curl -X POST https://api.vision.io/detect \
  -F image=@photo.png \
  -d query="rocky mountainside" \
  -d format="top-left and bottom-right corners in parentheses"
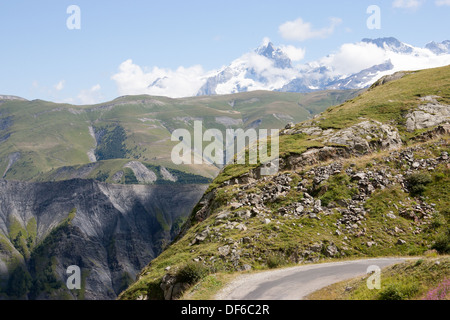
top-left (119, 65), bottom-right (450, 300)
top-left (0, 178), bottom-right (207, 299)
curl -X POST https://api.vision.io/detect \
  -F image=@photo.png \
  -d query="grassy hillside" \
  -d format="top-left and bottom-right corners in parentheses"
top-left (0, 90), bottom-right (361, 182)
top-left (118, 65), bottom-right (450, 300)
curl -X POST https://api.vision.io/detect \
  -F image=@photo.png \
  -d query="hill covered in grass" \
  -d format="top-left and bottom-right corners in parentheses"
top-left (0, 90), bottom-right (361, 183)
top-left (119, 65), bottom-right (450, 300)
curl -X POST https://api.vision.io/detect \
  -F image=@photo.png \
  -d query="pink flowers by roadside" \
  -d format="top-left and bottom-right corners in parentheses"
top-left (423, 278), bottom-right (450, 300)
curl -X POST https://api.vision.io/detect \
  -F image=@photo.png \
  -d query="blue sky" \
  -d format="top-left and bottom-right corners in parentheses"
top-left (1, 0), bottom-right (449, 104)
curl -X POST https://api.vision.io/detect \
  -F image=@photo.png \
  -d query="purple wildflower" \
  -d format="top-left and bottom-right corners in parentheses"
top-left (423, 278), bottom-right (450, 300)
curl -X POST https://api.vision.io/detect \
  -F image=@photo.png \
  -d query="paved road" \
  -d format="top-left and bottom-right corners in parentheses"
top-left (216, 258), bottom-right (407, 300)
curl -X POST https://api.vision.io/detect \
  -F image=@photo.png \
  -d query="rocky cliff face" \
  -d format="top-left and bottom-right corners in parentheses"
top-left (0, 179), bottom-right (207, 299)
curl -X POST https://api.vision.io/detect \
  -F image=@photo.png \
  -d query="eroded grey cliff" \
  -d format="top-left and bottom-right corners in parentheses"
top-left (0, 179), bottom-right (207, 300)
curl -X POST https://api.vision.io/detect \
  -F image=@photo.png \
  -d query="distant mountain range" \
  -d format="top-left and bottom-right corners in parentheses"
top-left (150, 37), bottom-right (450, 97)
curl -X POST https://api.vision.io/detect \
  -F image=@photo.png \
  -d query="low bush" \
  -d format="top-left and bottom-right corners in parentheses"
top-left (266, 252), bottom-right (288, 269)
top-left (432, 228), bottom-right (450, 254)
top-left (405, 172), bottom-right (432, 196)
top-left (378, 283), bottom-right (419, 300)
top-left (175, 262), bottom-right (209, 285)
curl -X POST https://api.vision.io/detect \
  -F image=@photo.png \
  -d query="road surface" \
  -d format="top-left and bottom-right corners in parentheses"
top-left (215, 258), bottom-right (406, 300)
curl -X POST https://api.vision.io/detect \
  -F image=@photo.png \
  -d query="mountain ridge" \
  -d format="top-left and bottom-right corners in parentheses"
top-left (190, 37), bottom-right (450, 97)
top-left (0, 89), bottom-right (361, 183)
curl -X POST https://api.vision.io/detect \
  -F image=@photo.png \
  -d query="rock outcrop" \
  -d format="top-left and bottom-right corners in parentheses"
top-left (405, 96), bottom-right (450, 132)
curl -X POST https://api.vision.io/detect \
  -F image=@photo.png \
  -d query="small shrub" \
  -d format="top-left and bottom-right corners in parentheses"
top-left (378, 283), bottom-right (419, 300)
top-left (414, 259), bottom-right (424, 267)
top-left (430, 213), bottom-right (446, 229)
top-left (433, 172), bottom-right (445, 182)
top-left (405, 172), bottom-right (432, 196)
top-left (146, 279), bottom-right (165, 300)
top-left (267, 253), bottom-right (288, 269)
top-left (378, 285), bottom-right (404, 300)
top-left (175, 262), bottom-right (209, 285)
top-left (432, 228), bottom-right (450, 254)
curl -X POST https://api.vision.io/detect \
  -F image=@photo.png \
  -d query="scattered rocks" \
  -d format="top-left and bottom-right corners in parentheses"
top-left (191, 227), bottom-right (210, 245)
top-left (325, 244), bottom-right (338, 257)
top-left (216, 211), bottom-right (231, 220)
top-left (218, 245), bottom-right (230, 257)
top-left (309, 243), bottom-right (323, 253)
top-left (366, 241), bottom-right (376, 247)
top-left (160, 273), bottom-right (189, 300)
top-left (285, 122), bottom-right (295, 129)
top-left (240, 264), bottom-right (252, 272)
top-left (386, 212), bottom-right (397, 219)
top-left (242, 237), bottom-right (252, 244)
top-left (309, 212), bottom-right (320, 220)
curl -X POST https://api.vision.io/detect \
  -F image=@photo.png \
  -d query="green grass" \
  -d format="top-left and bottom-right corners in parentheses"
top-left (308, 256), bottom-right (450, 300)
top-left (318, 67), bottom-right (450, 134)
top-left (313, 174), bottom-right (358, 207)
top-left (181, 272), bottom-right (239, 300)
top-left (34, 158), bottom-right (212, 185)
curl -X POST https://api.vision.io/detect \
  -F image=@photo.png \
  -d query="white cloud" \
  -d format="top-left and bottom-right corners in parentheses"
top-left (111, 59), bottom-right (207, 98)
top-left (279, 17), bottom-right (342, 42)
top-left (279, 45), bottom-right (306, 62)
top-left (54, 80), bottom-right (65, 91)
top-left (435, 0), bottom-right (450, 5)
top-left (320, 42), bottom-right (387, 75)
top-left (77, 84), bottom-right (102, 105)
top-left (244, 53), bottom-right (274, 74)
top-left (392, 0), bottom-right (424, 8)
top-left (261, 37), bottom-right (271, 47)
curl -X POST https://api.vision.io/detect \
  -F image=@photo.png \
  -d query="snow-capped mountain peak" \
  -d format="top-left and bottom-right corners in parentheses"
top-left (197, 42), bottom-right (296, 96)
top-left (425, 40), bottom-right (450, 55)
top-left (255, 41), bottom-right (292, 69)
top-left (361, 37), bottom-right (414, 54)
top-left (195, 37), bottom-right (450, 96)
top-left (142, 37), bottom-right (450, 97)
